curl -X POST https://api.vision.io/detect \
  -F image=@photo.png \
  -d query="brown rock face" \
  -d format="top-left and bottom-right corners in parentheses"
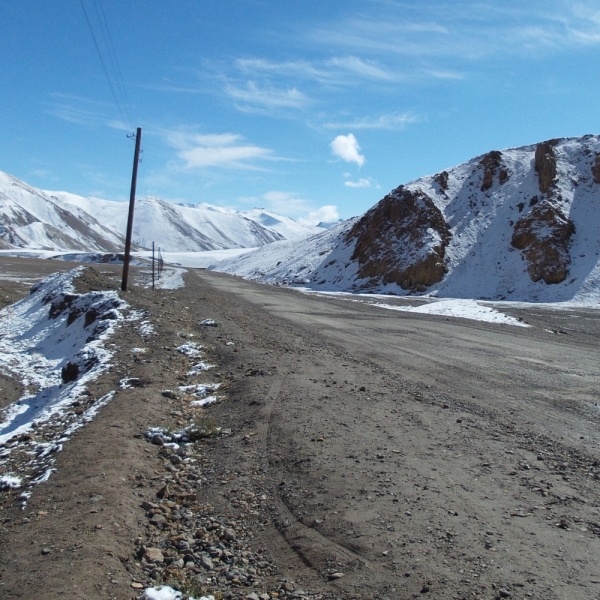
top-left (592, 152), bottom-right (600, 184)
top-left (479, 150), bottom-right (509, 191)
top-left (511, 201), bottom-right (575, 284)
top-left (345, 187), bottom-right (451, 290)
top-left (534, 139), bottom-right (561, 193)
top-left (433, 171), bottom-right (449, 192)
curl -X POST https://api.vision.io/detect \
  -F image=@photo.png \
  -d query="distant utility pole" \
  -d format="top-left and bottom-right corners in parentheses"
top-left (121, 127), bottom-right (142, 292)
top-left (152, 241), bottom-right (155, 290)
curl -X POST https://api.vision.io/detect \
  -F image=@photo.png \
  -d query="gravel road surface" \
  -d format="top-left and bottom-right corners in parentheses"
top-left (1, 258), bottom-right (599, 600)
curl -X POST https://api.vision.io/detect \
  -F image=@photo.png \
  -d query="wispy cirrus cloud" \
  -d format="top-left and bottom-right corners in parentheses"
top-left (322, 111), bottom-right (419, 130)
top-left (47, 93), bottom-right (134, 131)
top-left (224, 81), bottom-right (310, 113)
top-left (235, 55), bottom-right (401, 86)
top-left (166, 129), bottom-right (274, 170)
top-left (308, 2), bottom-right (600, 61)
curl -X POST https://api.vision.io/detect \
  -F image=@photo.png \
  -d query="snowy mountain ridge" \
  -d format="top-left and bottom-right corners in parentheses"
top-left (0, 170), bottom-right (323, 252)
top-left (214, 135), bottom-right (600, 303)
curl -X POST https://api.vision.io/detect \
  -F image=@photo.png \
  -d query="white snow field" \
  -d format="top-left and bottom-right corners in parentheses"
top-left (0, 268), bottom-right (139, 503)
top-left (214, 135), bottom-right (600, 305)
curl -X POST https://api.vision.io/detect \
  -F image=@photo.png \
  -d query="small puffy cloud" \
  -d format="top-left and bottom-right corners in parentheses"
top-left (298, 205), bottom-right (339, 226)
top-left (167, 130), bottom-right (273, 169)
top-left (345, 178), bottom-right (371, 188)
top-left (330, 133), bottom-right (365, 166)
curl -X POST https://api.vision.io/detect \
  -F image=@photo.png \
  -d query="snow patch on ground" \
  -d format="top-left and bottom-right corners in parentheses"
top-left (178, 383), bottom-right (221, 398)
top-left (138, 321), bottom-right (155, 336)
top-left (373, 298), bottom-right (530, 326)
top-left (200, 319), bottom-right (217, 327)
top-left (120, 377), bottom-right (140, 390)
top-left (189, 395), bottom-right (218, 407)
top-left (138, 585), bottom-right (214, 600)
top-left (138, 585), bottom-right (182, 600)
top-left (176, 342), bottom-right (203, 357)
top-left (0, 268), bottom-right (131, 500)
top-left (0, 475), bottom-right (22, 490)
top-left (187, 361), bottom-right (214, 375)
top-left (152, 267), bottom-right (187, 290)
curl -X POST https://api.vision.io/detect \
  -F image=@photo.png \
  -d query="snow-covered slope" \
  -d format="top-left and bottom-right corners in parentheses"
top-left (214, 220), bottom-right (355, 285)
top-left (50, 193), bottom-right (286, 251)
top-left (0, 172), bottom-right (126, 251)
top-left (240, 208), bottom-right (323, 240)
top-left (214, 135), bottom-right (600, 303)
top-left (0, 170), bottom-right (323, 252)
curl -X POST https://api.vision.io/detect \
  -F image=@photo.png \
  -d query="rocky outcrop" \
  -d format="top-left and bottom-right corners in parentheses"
top-left (345, 186), bottom-right (451, 290)
top-left (534, 139), bottom-right (561, 193)
top-left (480, 151), bottom-right (509, 191)
top-left (511, 201), bottom-right (575, 284)
top-left (433, 171), bottom-right (449, 192)
top-left (593, 152), bottom-right (600, 184)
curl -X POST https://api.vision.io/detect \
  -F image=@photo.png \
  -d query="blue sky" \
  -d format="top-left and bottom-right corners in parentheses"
top-left (2, 1), bottom-right (600, 224)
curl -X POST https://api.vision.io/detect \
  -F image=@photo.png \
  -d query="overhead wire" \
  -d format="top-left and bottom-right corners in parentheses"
top-left (78, 0), bottom-right (143, 208)
top-left (78, 0), bottom-right (134, 132)
top-left (93, 0), bottom-right (135, 129)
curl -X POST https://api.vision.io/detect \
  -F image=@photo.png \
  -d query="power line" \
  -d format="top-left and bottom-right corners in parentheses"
top-left (93, 0), bottom-right (134, 128)
top-left (78, 0), bottom-right (133, 131)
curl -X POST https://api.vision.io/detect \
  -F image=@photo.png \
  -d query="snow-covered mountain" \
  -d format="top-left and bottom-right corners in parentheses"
top-left (0, 171), bottom-right (323, 252)
top-left (214, 135), bottom-right (600, 303)
top-left (0, 172), bottom-right (126, 251)
top-left (239, 208), bottom-right (323, 241)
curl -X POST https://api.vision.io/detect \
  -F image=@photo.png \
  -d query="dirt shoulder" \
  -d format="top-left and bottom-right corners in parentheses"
top-left (1, 259), bottom-right (600, 600)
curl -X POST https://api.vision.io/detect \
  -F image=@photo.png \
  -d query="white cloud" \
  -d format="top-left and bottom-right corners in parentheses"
top-left (243, 191), bottom-right (338, 226)
top-left (345, 178), bottom-right (371, 188)
top-left (107, 119), bottom-right (131, 131)
top-left (310, 3), bottom-right (600, 61)
top-left (262, 190), bottom-right (309, 213)
top-left (324, 112), bottom-right (418, 130)
top-left (325, 56), bottom-right (395, 80)
top-left (167, 130), bottom-right (273, 169)
top-left (330, 133), bottom-right (365, 166)
top-left (236, 56), bottom-right (399, 85)
top-left (298, 205), bottom-right (339, 226)
top-left (225, 81), bottom-right (310, 112)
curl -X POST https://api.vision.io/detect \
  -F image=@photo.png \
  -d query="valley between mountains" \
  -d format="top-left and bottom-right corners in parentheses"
top-left (1, 259), bottom-right (600, 600)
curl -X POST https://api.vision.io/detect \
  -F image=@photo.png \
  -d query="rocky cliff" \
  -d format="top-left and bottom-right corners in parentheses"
top-left (215, 134), bottom-right (600, 303)
top-left (346, 187), bottom-right (450, 290)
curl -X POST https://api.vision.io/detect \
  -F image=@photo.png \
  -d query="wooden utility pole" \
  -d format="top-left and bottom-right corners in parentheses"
top-left (152, 241), bottom-right (155, 290)
top-left (121, 127), bottom-right (142, 292)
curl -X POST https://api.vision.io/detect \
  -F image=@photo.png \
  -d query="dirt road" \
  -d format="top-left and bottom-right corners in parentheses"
top-left (1, 259), bottom-right (600, 600)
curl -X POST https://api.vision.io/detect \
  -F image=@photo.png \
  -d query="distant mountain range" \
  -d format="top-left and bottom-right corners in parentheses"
top-left (0, 170), bottom-right (324, 252)
top-left (214, 135), bottom-right (600, 303)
